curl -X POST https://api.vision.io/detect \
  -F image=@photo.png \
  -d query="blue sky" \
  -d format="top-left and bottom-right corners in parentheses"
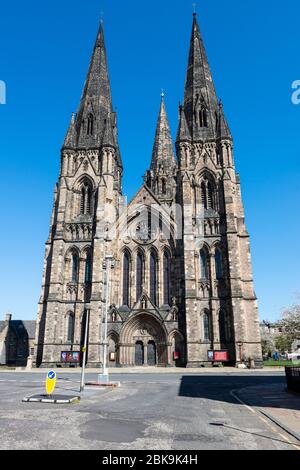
top-left (0, 0), bottom-right (299, 322)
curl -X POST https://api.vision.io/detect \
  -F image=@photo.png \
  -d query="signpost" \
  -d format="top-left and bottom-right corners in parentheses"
top-left (45, 370), bottom-right (57, 396)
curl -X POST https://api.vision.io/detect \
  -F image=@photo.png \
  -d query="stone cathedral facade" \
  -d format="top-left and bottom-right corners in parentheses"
top-left (34, 14), bottom-right (262, 368)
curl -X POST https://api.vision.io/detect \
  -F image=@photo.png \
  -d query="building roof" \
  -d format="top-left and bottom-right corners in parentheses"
top-left (0, 319), bottom-right (36, 339)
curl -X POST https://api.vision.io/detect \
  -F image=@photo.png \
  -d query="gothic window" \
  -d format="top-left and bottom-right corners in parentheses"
top-left (215, 248), bottom-right (222, 280)
top-left (207, 182), bottom-right (213, 209)
top-left (199, 108), bottom-right (208, 127)
top-left (147, 208), bottom-right (152, 239)
top-left (87, 113), bottom-right (94, 135)
top-left (163, 251), bottom-right (170, 305)
top-left (150, 251), bottom-right (157, 305)
top-left (203, 310), bottom-right (212, 341)
top-left (200, 177), bottom-right (216, 211)
top-left (161, 179), bottom-right (166, 195)
top-left (220, 310), bottom-right (231, 343)
top-left (71, 253), bottom-right (79, 283)
top-left (200, 249), bottom-right (209, 279)
top-left (123, 251), bottom-right (130, 306)
top-left (85, 252), bottom-right (92, 283)
top-left (159, 212), bottom-right (163, 232)
top-left (80, 181), bottom-right (92, 215)
top-left (201, 182), bottom-right (207, 209)
top-left (67, 313), bottom-right (75, 342)
top-left (136, 252), bottom-right (143, 300)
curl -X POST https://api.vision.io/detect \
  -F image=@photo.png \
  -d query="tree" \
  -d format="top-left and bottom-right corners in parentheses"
top-left (279, 303), bottom-right (300, 341)
top-left (274, 335), bottom-right (293, 354)
top-left (261, 338), bottom-right (274, 357)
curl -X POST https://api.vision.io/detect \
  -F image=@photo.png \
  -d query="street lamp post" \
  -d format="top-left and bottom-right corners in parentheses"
top-left (80, 305), bottom-right (90, 392)
top-left (98, 254), bottom-right (114, 384)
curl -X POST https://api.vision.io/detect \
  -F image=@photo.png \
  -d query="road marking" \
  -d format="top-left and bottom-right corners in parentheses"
top-left (230, 389), bottom-right (300, 451)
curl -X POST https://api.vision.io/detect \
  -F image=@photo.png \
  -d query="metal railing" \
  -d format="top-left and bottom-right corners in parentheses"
top-left (285, 366), bottom-right (300, 393)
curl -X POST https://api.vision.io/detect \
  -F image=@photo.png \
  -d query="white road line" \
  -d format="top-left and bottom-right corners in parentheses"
top-left (230, 389), bottom-right (300, 450)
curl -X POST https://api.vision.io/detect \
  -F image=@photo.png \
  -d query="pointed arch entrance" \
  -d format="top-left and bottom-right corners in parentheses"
top-left (119, 312), bottom-right (168, 366)
top-left (135, 341), bottom-right (144, 365)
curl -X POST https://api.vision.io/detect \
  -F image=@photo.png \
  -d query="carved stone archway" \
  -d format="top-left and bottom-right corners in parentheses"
top-left (119, 312), bottom-right (168, 366)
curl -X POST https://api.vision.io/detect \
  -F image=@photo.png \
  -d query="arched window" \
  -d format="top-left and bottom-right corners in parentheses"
top-left (67, 313), bottom-right (75, 342)
top-left (200, 249), bottom-right (208, 279)
top-left (200, 177), bottom-right (216, 211)
top-left (123, 251), bottom-right (130, 306)
top-left (136, 252), bottom-right (143, 300)
top-left (161, 179), bottom-right (166, 195)
top-left (201, 182), bottom-right (207, 209)
top-left (163, 251), bottom-right (170, 305)
top-left (220, 310), bottom-right (231, 344)
top-left (207, 182), bottom-right (213, 209)
top-left (87, 113), bottom-right (94, 135)
top-left (199, 108), bottom-right (208, 128)
top-left (215, 248), bottom-right (222, 279)
top-left (203, 310), bottom-right (212, 341)
top-left (150, 251), bottom-right (157, 305)
top-left (71, 253), bottom-right (79, 283)
top-left (85, 252), bottom-right (92, 283)
top-left (80, 181), bottom-right (92, 215)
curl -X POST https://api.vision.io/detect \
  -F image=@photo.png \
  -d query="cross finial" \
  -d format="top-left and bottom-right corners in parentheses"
top-left (161, 88), bottom-right (165, 98)
top-left (100, 10), bottom-right (104, 24)
top-left (192, 3), bottom-right (197, 14)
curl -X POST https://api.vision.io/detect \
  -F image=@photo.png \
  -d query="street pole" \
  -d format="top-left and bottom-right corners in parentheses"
top-left (98, 254), bottom-right (114, 384)
top-left (80, 307), bottom-right (90, 392)
top-left (103, 259), bottom-right (110, 377)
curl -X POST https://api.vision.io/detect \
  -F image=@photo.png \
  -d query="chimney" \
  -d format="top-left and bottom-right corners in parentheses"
top-left (5, 312), bottom-right (12, 322)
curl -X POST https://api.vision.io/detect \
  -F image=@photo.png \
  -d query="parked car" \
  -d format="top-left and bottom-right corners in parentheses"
top-left (288, 353), bottom-right (300, 361)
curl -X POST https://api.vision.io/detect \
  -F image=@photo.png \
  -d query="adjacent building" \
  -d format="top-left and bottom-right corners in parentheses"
top-left (0, 313), bottom-right (36, 366)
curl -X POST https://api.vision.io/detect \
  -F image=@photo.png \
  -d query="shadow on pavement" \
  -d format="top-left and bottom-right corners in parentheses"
top-left (178, 375), bottom-right (300, 412)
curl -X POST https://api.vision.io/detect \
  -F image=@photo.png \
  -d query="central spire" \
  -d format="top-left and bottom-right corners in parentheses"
top-left (181, 13), bottom-right (219, 141)
top-left (150, 93), bottom-right (176, 172)
top-left (74, 20), bottom-right (114, 149)
top-left (145, 94), bottom-right (176, 200)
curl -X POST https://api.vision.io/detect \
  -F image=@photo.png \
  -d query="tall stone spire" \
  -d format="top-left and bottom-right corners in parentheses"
top-left (181, 13), bottom-right (219, 141)
top-left (150, 93), bottom-right (176, 172)
top-left (145, 93), bottom-right (176, 200)
top-left (74, 20), bottom-right (114, 148)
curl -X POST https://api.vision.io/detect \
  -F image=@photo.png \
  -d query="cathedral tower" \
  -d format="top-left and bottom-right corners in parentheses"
top-left (34, 21), bottom-right (123, 367)
top-left (176, 14), bottom-right (262, 366)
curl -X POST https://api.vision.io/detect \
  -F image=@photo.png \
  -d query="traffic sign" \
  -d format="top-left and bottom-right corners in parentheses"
top-left (45, 370), bottom-right (57, 395)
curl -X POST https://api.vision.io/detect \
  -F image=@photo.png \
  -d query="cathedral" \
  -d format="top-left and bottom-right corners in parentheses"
top-left (34, 13), bottom-right (262, 368)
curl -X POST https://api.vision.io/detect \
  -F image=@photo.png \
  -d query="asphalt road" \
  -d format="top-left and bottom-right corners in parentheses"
top-left (0, 370), bottom-right (298, 450)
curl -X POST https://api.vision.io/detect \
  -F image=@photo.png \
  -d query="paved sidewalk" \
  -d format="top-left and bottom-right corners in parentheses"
top-left (0, 366), bottom-right (286, 374)
top-left (235, 383), bottom-right (300, 442)
top-left (0, 366), bottom-right (284, 374)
